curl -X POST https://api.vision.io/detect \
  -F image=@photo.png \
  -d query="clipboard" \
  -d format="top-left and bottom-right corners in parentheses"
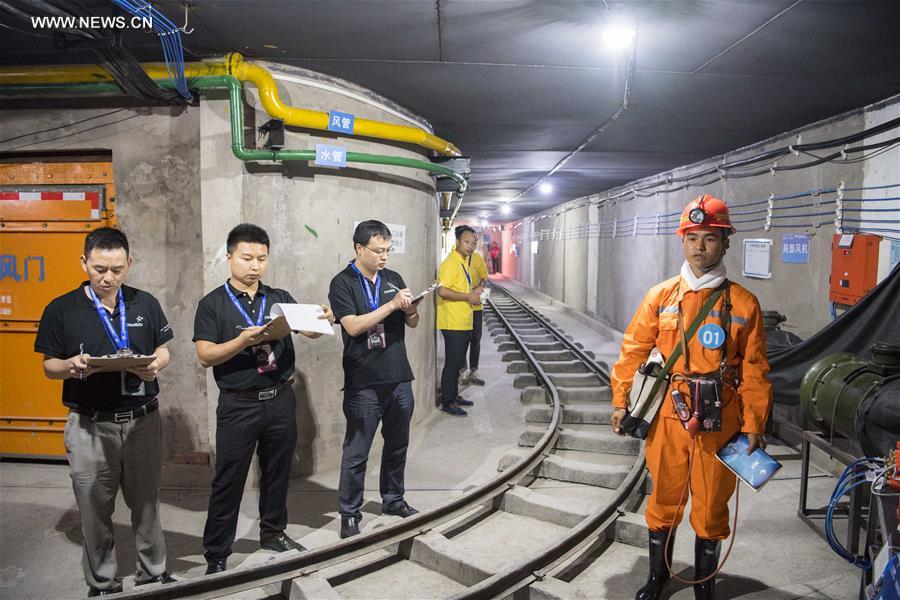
top-left (256, 303), bottom-right (335, 339)
top-left (86, 354), bottom-right (156, 372)
top-left (411, 280), bottom-right (441, 302)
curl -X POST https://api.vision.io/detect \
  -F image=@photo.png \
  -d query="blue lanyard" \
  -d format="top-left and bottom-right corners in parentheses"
top-left (224, 283), bottom-right (266, 327)
top-left (88, 286), bottom-right (129, 352)
top-left (350, 261), bottom-right (381, 312)
top-left (460, 259), bottom-right (472, 287)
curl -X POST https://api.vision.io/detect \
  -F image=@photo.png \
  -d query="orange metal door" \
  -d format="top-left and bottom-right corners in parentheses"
top-left (0, 158), bottom-right (116, 458)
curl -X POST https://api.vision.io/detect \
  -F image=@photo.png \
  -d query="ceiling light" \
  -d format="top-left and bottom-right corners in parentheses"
top-left (501, 204), bottom-right (512, 215)
top-left (539, 181), bottom-right (553, 194)
top-left (602, 25), bottom-right (635, 51)
top-left (480, 218), bottom-right (488, 226)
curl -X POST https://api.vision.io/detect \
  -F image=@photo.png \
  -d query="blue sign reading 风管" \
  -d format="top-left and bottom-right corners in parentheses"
top-left (781, 234), bottom-right (810, 264)
top-left (327, 111), bottom-right (355, 134)
top-left (314, 144), bottom-right (347, 168)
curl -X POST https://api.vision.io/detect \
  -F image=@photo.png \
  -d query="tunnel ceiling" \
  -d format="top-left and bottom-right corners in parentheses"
top-left (2, 0), bottom-right (899, 223)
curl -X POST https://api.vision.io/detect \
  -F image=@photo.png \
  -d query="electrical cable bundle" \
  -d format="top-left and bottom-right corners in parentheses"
top-left (109, 0), bottom-right (192, 101)
top-left (0, 0), bottom-right (186, 104)
top-left (593, 116), bottom-right (900, 206)
top-left (825, 457), bottom-right (892, 570)
top-left (875, 553), bottom-right (899, 600)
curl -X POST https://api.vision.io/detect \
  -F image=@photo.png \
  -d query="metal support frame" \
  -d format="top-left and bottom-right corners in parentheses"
top-left (798, 430), bottom-right (867, 556)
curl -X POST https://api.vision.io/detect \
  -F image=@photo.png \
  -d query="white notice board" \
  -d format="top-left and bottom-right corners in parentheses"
top-left (353, 222), bottom-right (406, 254)
top-left (743, 238), bottom-right (773, 279)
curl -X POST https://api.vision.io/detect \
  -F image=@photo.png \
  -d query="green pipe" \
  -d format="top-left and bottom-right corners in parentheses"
top-left (0, 77), bottom-right (468, 194)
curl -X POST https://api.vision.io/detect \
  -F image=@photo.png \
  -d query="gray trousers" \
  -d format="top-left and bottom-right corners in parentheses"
top-left (64, 409), bottom-right (167, 590)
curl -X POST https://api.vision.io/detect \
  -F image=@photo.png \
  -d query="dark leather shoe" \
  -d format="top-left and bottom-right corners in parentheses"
top-left (205, 558), bottom-right (227, 575)
top-left (456, 397), bottom-right (474, 406)
top-left (260, 532), bottom-right (306, 553)
top-left (340, 516), bottom-right (360, 539)
top-left (136, 572), bottom-right (177, 586)
top-left (87, 587), bottom-right (123, 597)
top-left (382, 500), bottom-right (419, 518)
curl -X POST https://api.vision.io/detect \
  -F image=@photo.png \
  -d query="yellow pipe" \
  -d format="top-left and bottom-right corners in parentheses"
top-left (0, 61), bottom-right (224, 83)
top-left (0, 53), bottom-right (462, 157)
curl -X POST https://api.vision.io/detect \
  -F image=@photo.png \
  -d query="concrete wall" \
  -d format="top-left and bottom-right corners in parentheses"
top-left (200, 62), bottom-right (439, 475)
top-left (0, 104), bottom-right (206, 459)
top-left (1, 61), bottom-right (441, 475)
top-left (503, 94), bottom-right (900, 340)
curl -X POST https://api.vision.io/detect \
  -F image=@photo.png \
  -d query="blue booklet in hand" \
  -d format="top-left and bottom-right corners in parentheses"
top-left (716, 433), bottom-right (783, 492)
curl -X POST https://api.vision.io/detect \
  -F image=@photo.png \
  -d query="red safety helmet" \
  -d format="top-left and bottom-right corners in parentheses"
top-left (676, 194), bottom-right (736, 236)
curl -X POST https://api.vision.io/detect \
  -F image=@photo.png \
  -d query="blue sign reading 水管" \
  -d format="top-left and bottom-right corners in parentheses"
top-left (327, 111), bottom-right (355, 134)
top-left (698, 323), bottom-right (725, 349)
top-left (781, 234), bottom-right (810, 264)
top-left (315, 144), bottom-right (347, 168)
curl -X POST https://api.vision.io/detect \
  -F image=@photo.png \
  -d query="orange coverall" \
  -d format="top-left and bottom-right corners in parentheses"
top-left (611, 275), bottom-right (772, 539)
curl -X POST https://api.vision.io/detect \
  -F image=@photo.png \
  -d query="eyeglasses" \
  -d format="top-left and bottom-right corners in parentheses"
top-left (365, 245), bottom-right (394, 257)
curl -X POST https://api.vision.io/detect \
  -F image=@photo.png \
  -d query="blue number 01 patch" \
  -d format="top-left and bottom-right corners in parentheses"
top-left (698, 323), bottom-right (725, 349)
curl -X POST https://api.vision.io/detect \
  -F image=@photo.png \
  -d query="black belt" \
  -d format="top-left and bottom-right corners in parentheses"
top-left (73, 398), bottom-right (159, 423)
top-left (222, 378), bottom-right (293, 401)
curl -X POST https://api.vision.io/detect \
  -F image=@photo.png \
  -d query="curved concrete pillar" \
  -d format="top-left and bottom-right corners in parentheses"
top-left (200, 61), bottom-right (439, 476)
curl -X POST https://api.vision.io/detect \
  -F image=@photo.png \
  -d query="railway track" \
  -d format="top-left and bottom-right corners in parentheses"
top-left (117, 281), bottom-right (647, 600)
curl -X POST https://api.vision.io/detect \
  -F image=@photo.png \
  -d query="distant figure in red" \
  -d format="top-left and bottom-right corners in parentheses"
top-left (489, 241), bottom-right (500, 274)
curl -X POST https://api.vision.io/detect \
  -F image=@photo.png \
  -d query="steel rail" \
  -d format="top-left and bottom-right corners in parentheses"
top-left (111, 295), bottom-right (561, 599)
top-left (456, 284), bottom-right (646, 600)
top-left (487, 280), bottom-right (611, 383)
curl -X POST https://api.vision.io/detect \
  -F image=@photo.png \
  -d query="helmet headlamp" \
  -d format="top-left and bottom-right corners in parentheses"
top-left (688, 207), bottom-right (706, 225)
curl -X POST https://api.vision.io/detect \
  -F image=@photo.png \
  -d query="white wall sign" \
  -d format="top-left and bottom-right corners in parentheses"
top-left (743, 238), bottom-right (773, 279)
top-left (354, 221), bottom-right (406, 254)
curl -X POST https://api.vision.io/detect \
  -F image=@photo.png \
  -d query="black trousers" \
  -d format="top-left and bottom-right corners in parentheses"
top-left (338, 382), bottom-right (414, 519)
top-left (203, 385), bottom-right (297, 560)
top-left (467, 310), bottom-right (483, 371)
top-left (440, 329), bottom-right (471, 408)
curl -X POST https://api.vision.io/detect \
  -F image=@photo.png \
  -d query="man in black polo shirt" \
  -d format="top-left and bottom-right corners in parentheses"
top-left (34, 227), bottom-right (175, 596)
top-left (193, 223), bottom-right (334, 574)
top-left (328, 220), bottom-right (421, 539)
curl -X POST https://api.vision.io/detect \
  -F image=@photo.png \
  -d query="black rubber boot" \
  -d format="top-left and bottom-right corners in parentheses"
top-left (693, 537), bottom-right (720, 600)
top-left (635, 529), bottom-right (675, 600)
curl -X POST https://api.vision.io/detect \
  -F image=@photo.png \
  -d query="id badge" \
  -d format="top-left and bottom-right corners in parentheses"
top-left (253, 343), bottom-right (278, 373)
top-left (121, 371), bottom-right (146, 396)
top-left (367, 324), bottom-right (386, 350)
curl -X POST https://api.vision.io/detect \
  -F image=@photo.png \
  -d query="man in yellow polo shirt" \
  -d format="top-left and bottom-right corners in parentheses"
top-left (460, 240), bottom-right (489, 387)
top-left (437, 225), bottom-right (484, 416)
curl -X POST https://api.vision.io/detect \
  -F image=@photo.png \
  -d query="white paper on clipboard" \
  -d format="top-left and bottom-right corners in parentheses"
top-left (266, 304), bottom-right (335, 337)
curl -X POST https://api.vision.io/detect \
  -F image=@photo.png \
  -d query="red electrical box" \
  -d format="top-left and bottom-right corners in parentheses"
top-left (829, 233), bottom-right (881, 305)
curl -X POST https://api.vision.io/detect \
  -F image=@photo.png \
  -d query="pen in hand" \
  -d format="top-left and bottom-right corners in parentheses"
top-left (79, 342), bottom-right (84, 381)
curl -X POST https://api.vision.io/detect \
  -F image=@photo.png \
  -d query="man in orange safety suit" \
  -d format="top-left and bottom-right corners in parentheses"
top-left (610, 195), bottom-right (772, 600)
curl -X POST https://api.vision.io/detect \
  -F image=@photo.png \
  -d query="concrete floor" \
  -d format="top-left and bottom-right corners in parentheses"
top-left (495, 276), bottom-right (860, 600)
top-left (0, 277), bottom-right (860, 599)
top-left (0, 308), bottom-right (525, 599)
